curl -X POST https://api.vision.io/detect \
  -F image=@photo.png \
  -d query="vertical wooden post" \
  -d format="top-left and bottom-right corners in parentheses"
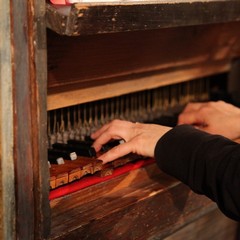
top-left (0, 0), bottom-right (50, 239)
top-left (0, 1), bottom-right (16, 239)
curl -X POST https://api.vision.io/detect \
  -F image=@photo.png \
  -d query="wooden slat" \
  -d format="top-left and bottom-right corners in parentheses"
top-left (165, 208), bottom-right (238, 240)
top-left (46, 0), bottom-right (240, 36)
top-left (47, 21), bottom-right (240, 110)
top-left (0, 0), bottom-right (15, 239)
top-left (11, 0), bottom-right (50, 239)
top-left (32, 0), bottom-right (52, 238)
top-left (49, 163), bottom-right (219, 239)
top-left (48, 60), bottom-right (230, 110)
top-left (47, 22), bottom-right (240, 90)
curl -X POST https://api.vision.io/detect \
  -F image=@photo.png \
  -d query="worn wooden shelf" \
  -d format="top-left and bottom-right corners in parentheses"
top-left (46, 19), bottom-right (240, 110)
top-left (49, 162), bottom-right (222, 239)
top-left (46, 0), bottom-right (240, 36)
top-left (47, 60), bottom-right (230, 110)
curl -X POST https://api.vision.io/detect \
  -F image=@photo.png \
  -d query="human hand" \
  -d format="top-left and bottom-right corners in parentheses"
top-left (91, 119), bottom-right (171, 163)
top-left (178, 101), bottom-right (240, 140)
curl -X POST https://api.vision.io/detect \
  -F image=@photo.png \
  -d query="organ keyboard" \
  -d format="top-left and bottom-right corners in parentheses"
top-left (48, 78), bottom-right (210, 189)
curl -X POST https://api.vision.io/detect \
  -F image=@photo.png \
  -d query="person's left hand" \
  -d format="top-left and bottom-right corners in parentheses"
top-left (91, 119), bottom-right (171, 164)
top-left (178, 101), bottom-right (240, 140)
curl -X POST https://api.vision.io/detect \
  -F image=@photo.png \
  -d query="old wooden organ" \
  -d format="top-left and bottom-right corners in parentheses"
top-left (1, 0), bottom-right (240, 239)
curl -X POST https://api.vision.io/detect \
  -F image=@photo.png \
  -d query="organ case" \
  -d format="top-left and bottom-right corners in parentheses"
top-left (1, 1), bottom-right (240, 239)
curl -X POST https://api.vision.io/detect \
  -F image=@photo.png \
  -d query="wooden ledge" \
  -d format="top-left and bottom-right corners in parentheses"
top-left (46, 0), bottom-right (240, 36)
top-left (47, 61), bottom-right (230, 110)
top-left (49, 163), bottom-right (217, 239)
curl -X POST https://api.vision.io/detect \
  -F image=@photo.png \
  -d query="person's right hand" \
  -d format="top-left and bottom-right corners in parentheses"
top-left (91, 119), bottom-right (171, 164)
top-left (178, 101), bottom-right (240, 140)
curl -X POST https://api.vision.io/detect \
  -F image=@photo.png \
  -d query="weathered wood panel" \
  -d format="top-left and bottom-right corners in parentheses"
top-left (11, 0), bottom-right (50, 239)
top-left (48, 22), bottom-right (240, 89)
top-left (49, 163), bottom-right (222, 239)
top-left (47, 22), bottom-right (240, 109)
top-left (47, 61), bottom-right (230, 110)
top-left (32, 0), bottom-right (52, 238)
top-left (0, 0), bottom-right (15, 239)
top-left (46, 1), bottom-right (240, 36)
top-left (164, 208), bottom-right (238, 240)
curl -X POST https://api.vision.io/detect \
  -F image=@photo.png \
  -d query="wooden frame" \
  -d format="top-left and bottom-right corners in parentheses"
top-left (46, 1), bottom-right (240, 238)
top-left (1, 0), bottom-right (240, 239)
top-left (0, 1), bottom-right (15, 239)
top-left (48, 61), bottom-right (230, 110)
top-left (0, 1), bottom-right (50, 239)
top-left (49, 162), bottom-right (238, 239)
top-left (46, 20), bottom-right (240, 110)
top-left (46, 0), bottom-right (240, 36)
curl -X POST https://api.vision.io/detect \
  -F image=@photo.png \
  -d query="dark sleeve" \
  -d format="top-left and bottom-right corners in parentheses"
top-left (154, 124), bottom-right (240, 221)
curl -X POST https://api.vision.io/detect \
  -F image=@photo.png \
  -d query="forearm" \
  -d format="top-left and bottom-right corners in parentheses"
top-left (154, 125), bottom-right (240, 221)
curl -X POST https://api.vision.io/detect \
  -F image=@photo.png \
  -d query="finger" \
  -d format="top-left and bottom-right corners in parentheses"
top-left (92, 120), bottom-right (130, 152)
top-left (178, 112), bottom-right (203, 125)
top-left (181, 102), bottom-right (205, 113)
top-left (92, 130), bottom-right (122, 152)
top-left (97, 141), bottom-right (134, 163)
top-left (91, 122), bottom-right (111, 140)
top-left (91, 119), bottom-right (131, 140)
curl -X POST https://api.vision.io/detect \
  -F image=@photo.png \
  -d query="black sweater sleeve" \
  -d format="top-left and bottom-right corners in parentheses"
top-left (154, 125), bottom-right (240, 221)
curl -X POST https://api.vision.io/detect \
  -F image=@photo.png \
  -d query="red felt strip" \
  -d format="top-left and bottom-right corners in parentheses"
top-left (49, 158), bottom-right (155, 200)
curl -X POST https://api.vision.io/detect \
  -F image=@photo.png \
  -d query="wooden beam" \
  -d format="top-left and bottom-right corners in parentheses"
top-left (47, 61), bottom-right (230, 110)
top-left (0, 0), bottom-right (15, 239)
top-left (11, 0), bottom-right (50, 239)
top-left (49, 163), bottom-right (219, 239)
top-left (46, 0), bottom-right (240, 36)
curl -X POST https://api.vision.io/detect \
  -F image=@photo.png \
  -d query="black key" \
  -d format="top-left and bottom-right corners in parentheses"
top-left (48, 155), bottom-right (65, 165)
top-left (67, 140), bottom-right (96, 157)
top-left (101, 140), bottom-right (122, 152)
top-left (67, 139), bottom-right (92, 147)
top-left (52, 143), bottom-right (96, 158)
top-left (48, 149), bottom-right (77, 161)
top-left (83, 136), bottom-right (94, 145)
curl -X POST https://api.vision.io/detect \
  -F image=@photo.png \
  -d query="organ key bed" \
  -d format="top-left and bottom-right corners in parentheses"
top-left (48, 79), bottom-right (210, 190)
top-left (2, 0), bottom-right (240, 239)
